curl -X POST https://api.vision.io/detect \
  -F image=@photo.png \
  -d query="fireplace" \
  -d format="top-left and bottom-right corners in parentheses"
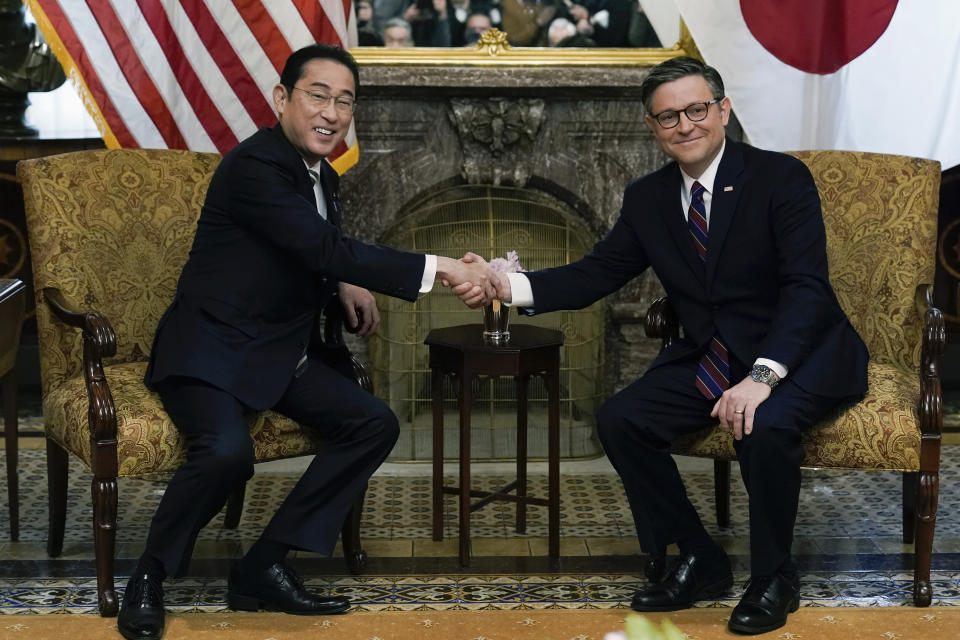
top-left (339, 52), bottom-right (682, 461)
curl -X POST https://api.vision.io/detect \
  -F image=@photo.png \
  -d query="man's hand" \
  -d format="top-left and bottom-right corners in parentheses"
top-left (450, 252), bottom-right (513, 305)
top-left (711, 376), bottom-right (772, 440)
top-left (436, 253), bottom-right (502, 308)
top-left (338, 282), bottom-right (380, 338)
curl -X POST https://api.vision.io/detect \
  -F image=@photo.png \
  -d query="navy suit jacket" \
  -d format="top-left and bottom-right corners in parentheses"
top-left (525, 140), bottom-right (868, 399)
top-left (146, 125), bottom-right (425, 410)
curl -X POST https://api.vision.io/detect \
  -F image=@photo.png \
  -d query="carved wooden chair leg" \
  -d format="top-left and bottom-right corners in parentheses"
top-left (912, 469), bottom-right (937, 607)
top-left (223, 481), bottom-right (246, 530)
top-left (902, 471), bottom-right (918, 544)
top-left (341, 483), bottom-right (367, 575)
top-left (92, 474), bottom-right (119, 616)
top-left (714, 460), bottom-right (731, 528)
top-left (3, 371), bottom-right (18, 541)
top-left (46, 438), bottom-right (68, 557)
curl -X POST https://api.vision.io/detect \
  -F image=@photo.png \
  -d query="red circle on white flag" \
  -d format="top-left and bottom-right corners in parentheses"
top-left (740, 0), bottom-right (898, 74)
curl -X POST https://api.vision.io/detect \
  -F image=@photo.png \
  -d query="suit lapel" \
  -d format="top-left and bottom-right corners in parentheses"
top-left (657, 165), bottom-right (706, 286)
top-left (704, 140), bottom-right (745, 286)
top-left (319, 161), bottom-right (342, 228)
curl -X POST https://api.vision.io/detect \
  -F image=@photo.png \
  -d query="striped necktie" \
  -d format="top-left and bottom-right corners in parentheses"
top-left (688, 181), bottom-right (730, 399)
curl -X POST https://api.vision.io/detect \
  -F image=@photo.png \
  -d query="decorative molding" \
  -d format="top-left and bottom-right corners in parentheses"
top-left (448, 97), bottom-right (545, 186)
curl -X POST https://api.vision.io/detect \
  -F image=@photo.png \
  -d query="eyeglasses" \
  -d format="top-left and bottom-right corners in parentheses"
top-left (292, 87), bottom-right (356, 114)
top-left (651, 99), bottom-right (720, 129)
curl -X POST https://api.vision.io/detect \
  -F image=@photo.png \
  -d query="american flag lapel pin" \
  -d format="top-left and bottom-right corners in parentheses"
top-left (723, 186), bottom-right (734, 192)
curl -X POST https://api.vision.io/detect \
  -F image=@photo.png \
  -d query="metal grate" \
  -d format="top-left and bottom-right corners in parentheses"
top-left (372, 185), bottom-right (605, 462)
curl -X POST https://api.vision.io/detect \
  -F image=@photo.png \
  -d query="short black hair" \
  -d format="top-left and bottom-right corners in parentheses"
top-left (279, 44), bottom-right (360, 97)
top-left (639, 56), bottom-right (724, 115)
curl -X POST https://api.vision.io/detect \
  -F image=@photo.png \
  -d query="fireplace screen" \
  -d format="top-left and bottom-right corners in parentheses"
top-left (371, 185), bottom-right (605, 462)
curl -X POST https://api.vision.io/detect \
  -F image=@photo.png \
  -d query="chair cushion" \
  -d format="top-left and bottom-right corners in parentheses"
top-left (44, 362), bottom-right (325, 477)
top-left (670, 362), bottom-right (921, 471)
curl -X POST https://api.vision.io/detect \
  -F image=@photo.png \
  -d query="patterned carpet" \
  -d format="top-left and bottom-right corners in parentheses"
top-left (1, 448), bottom-right (960, 614)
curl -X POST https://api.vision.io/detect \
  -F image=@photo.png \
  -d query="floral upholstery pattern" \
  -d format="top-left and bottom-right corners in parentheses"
top-left (670, 151), bottom-right (940, 472)
top-left (19, 149), bottom-right (329, 477)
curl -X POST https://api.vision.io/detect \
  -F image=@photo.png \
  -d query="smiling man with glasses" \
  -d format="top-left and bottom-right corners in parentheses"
top-left (468, 55), bottom-right (868, 635)
top-left (118, 44), bottom-right (504, 640)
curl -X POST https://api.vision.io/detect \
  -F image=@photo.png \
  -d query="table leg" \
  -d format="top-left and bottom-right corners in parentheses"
top-left (2, 370), bottom-right (18, 541)
top-left (547, 363), bottom-right (560, 560)
top-left (458, 371), bottom-right (473, 566)
top-left (432, 368), bottom-right (444, 541)
top-left (515, 374), bottom-right (529, 533)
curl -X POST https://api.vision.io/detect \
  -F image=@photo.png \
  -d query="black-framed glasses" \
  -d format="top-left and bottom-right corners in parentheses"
top-left (292, 87), bottom-right (356, 114)
top-left (652, 98), bottom-right (720, 129)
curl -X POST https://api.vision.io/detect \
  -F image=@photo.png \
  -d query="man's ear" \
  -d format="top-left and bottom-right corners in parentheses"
top-left (644, 114), bottom-right (656, 133)
top-left (719, 96), bottom-right (732, 126)
top-left (273, 84), bottom-right (288, 117)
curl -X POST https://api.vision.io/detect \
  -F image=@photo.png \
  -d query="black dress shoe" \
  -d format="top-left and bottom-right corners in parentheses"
top-left (728, 573), bottom-right (800, 635)
top-left (631, 552), bottom-right (733, 612)
top-left (118, 573), bottom-right (166, 640)
top-left (228, 562), bottom-right (351, 615)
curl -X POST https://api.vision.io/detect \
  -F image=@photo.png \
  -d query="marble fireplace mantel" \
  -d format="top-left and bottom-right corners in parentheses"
top-left (339, 62), bottom-right (674, 394)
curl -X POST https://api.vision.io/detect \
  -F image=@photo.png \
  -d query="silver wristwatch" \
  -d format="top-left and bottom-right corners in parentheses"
top-left (750, 364), bottom-right (780, 389)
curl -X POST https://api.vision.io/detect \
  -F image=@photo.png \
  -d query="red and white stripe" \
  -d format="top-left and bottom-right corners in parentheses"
top-left (28, 0), bottom-right (359, 173)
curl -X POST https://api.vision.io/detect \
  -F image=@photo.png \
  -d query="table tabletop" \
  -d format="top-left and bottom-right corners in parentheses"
top-left (424, 324), bottom-right (563, 353)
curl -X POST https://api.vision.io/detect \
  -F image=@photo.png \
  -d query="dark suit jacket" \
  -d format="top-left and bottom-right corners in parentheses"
top-left (525, 139), bottom-right (868, 399)
top-left (146, 125), bottom-right (425, 410)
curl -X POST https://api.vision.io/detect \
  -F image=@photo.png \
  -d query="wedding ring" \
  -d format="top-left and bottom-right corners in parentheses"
top-left (734, 409), bottom-right (744, 414)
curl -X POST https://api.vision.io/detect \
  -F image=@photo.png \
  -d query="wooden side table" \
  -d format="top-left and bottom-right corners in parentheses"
top-left (425, 324), bottom-right (563, 566)
top-left (0, 279), bottom-right (26, 541)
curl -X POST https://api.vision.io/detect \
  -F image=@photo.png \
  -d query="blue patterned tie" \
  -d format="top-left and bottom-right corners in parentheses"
top-left (688, 181), bottom-right (730, 399)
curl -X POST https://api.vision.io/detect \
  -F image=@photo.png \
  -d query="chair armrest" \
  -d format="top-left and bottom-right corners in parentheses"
top-left (916, 284), bottom-right (945, 439)
top-left (42, 287), bottom-right (119, 473)
top-left (644, 296), bottom-right (679, 353)
top-left (321, 295), bottom-right (373, 394)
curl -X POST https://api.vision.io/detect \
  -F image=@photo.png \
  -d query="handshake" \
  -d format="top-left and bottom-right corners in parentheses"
top-left (436, 252), bottom-right (513, 308)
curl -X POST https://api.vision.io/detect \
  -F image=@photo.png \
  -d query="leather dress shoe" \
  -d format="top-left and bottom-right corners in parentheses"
top-left (228, 562), bottom-right (351, 615)
top-left (728, 572), bottom-right (800, 634)
top-left (631, 551), bottom-right (733, 612)
top-left (118, 572), bottom-right (166, 640)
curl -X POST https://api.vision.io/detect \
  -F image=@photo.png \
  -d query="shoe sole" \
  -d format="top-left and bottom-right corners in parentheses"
top-left (727, 595), bottom-right (800, 635)
top-left (630, 574), bottom-right (734, 612)
top-left (228, 593), bottom-right (351, 615)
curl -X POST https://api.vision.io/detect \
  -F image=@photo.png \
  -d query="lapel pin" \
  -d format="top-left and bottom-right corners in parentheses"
top-left (723, 186), bottom-right (734, 192)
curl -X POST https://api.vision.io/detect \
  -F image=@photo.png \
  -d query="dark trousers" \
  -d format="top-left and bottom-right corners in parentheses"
top-left (143, 355), bottom-right (400, 578)
top-left (597, 357), bottom-right (843, 577)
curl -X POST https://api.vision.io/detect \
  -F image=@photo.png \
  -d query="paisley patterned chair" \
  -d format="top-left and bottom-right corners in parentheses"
top-left (645, 150), bottom-right (943, 606)
top-left (18, 149), bottom-right (370, 617)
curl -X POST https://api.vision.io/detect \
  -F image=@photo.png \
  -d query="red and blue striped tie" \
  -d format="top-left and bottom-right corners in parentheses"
top-left (689, 181), bottom-right (730, 399)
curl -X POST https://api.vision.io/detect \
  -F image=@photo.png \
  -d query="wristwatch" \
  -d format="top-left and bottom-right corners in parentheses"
top-left (750, 364), bottom-right (780, 389)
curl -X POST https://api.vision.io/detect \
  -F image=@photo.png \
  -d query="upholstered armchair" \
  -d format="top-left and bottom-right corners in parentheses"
top-left (644, 150), bottom-right (943, 606)
top-left (19, 149), bottom-right (370, 617)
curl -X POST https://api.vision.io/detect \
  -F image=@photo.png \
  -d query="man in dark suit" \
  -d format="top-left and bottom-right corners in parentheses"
top-left (118, 44), bottom-right (498, 640)
top-left (476, 57), bottom-right (868, 634)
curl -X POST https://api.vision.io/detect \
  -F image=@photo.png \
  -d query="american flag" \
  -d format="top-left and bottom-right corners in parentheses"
top-left (27, 0), bottom-right (359, 173)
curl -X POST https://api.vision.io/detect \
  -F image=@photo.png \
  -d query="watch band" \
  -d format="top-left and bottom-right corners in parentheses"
top-left (750, 363), bottom-right (780, 388)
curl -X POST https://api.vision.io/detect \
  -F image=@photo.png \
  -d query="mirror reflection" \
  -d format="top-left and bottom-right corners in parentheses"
top-left (360, 0), bottom-right (678, 49)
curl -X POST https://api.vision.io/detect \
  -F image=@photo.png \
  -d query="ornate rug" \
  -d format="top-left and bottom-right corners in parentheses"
top-left (2, 608), bottom-right (959, 640)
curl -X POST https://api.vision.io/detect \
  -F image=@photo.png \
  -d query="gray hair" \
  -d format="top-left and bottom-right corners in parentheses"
top-left (382, 17), bottom-right (412, 36)
top-left (640, 56), bottom-right (725, 115)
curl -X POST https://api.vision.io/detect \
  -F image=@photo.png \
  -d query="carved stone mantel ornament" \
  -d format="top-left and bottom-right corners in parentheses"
top-left (449, 97), bottom-right (545, 186)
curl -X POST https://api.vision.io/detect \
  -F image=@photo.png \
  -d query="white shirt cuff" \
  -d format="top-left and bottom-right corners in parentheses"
top-left (755, 358), bottom-right (788, 379)
top-left (420, 254), bottom-right (437, 293)
top-left (506, 272), bottom-right (534, 307)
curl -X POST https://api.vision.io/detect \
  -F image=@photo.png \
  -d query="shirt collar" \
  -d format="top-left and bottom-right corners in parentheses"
top-left (679, 139), bottom-right (726, 198)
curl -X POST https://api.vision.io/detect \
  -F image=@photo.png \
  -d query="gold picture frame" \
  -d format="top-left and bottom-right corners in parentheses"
top-left (350, 24), bottom-right (701, 67)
